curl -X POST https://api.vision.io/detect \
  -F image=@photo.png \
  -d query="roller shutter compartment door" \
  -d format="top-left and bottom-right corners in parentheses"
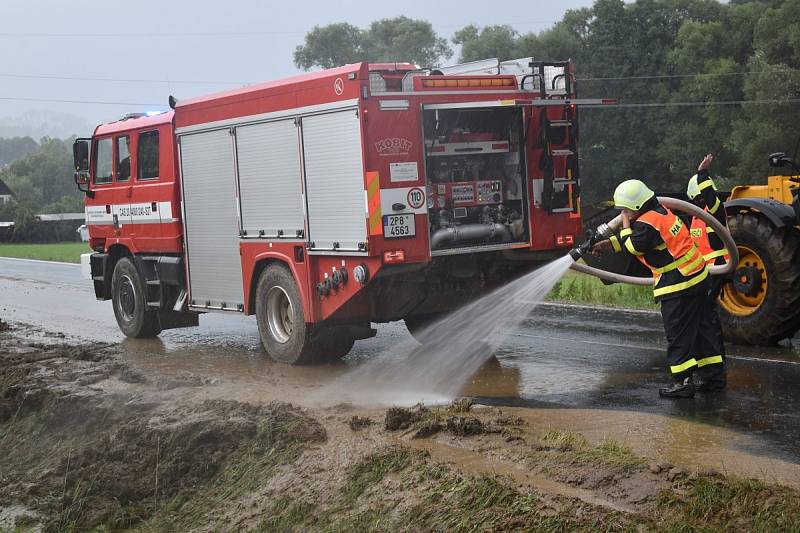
top-left (179, 129), bottom-right (244, 310)
top-left (236, 119), bottom-right (305, 238)
top-left (302, 109), bottom-right (366, 251)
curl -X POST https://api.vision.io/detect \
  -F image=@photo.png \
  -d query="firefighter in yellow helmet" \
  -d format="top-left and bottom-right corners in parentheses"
top-left (593, 179), bottom-right (723, 398)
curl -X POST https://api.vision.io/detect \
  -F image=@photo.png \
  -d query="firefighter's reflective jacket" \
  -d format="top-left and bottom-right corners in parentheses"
top-left (689, 171), bottom-right (729, 266)
top-left (610, 202), bottom-right (708, 301)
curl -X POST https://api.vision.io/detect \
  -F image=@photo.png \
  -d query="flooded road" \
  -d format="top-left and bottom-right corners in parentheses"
top-left (3, 257), bottom-right (800, 470)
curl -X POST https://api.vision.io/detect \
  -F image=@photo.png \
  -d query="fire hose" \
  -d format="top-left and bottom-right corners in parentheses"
top-left (568, 196), bottom-right (738, 285)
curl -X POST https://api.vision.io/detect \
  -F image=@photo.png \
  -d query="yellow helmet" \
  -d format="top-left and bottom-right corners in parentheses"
top-left (613, 179), bottom-right (655, 210)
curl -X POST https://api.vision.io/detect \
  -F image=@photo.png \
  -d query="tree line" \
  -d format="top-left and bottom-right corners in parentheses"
top-left (0, 137), bottom-right (82, 232)
top-left (294, 0), bottom-right (800, 201)
top-left (3, 0), bottom-right (797, 229)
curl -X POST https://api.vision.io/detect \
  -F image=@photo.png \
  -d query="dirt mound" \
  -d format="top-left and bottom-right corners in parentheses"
top-left (4, 397), bottom-right (325, 532)
top-left (384, 404), bottom-right (501, 439)
top-left (446, 415), bottom-right (485, 436)
top-left (448, 397), bottom-right (473, 413)
top-left (0, 340), bottom-right (116, 424)
top-left (348, 415), bottom-right (372, 431)
top-left (384, 405), bottom-right (428, 431)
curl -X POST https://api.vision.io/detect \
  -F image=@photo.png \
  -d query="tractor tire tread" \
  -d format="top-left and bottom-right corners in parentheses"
top-left (719, 214), bottom-right (800, 344)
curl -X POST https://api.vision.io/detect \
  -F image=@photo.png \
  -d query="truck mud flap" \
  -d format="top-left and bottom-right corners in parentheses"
top-left (90, 252), bottom-right (109, 300)
top-left (157, 310), bottom-right (199, 330)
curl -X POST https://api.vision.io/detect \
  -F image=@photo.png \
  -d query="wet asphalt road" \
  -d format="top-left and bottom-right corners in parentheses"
top-left (2, 257), bottom-right (800, 464)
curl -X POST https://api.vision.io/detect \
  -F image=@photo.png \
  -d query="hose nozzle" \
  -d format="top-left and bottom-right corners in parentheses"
top-left (569, 229), bottom-right (596, 261)
top-left (568, 218), bottom-right (620, 261)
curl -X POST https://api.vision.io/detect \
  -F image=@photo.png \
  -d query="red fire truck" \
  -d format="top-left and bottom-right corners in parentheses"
top-left (73, 58), bottom-right (611, 364)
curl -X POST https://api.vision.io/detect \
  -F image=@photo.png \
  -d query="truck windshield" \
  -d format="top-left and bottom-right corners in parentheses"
top-left (95, 138), bottom-right (113, 184)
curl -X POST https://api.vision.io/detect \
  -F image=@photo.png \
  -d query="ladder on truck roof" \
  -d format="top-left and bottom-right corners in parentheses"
top-left (433, 58), bottom-right (583, 214)
top-left (399, 57), bottom-right (615, 215)
top-left (431, 57), bottom-right (571, 96)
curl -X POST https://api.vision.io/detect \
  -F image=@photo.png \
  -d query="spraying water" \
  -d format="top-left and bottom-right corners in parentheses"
top-left (315, 255), bottom-right (575, 406)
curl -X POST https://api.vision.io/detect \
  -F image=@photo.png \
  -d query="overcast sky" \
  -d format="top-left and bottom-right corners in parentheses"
top-left (0, 0), bottom-right (593, 134)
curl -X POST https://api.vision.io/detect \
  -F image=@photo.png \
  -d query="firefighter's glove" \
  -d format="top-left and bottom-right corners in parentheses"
top-left (698, 153), bottom-right (714, 171)
top-left (591, 239), bottom-right (612, 255)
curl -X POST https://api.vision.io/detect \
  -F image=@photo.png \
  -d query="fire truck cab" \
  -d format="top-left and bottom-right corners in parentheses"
top-left (73, 57), bottom-right (609, 364)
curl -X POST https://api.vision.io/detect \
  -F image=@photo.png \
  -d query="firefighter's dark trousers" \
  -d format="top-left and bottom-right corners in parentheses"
top-left (660, 285), bottom-right (726, 383)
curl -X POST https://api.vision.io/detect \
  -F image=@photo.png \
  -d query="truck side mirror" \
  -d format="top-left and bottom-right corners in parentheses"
top-left (73, 139), bottom-right (89, 173)
top-left (73, 138), bottom-right (94, 197)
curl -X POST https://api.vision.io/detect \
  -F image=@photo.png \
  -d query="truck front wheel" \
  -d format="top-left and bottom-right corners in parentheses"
top-left (111, 257), bottom-right (162, 338)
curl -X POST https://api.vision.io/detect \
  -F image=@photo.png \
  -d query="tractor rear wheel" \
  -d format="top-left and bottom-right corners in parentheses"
top-left (717, 213), bottom-right (800, 344)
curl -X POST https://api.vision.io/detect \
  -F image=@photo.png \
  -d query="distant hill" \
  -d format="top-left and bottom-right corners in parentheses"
top-left (0, 109), bottom-right (92, 140)
top-left (0, 137), bottom-right (39, 167)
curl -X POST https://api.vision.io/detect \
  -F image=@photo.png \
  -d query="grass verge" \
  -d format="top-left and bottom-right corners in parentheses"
top-left (547, 270), bottom-right (658, 310)
top-left (0, 242), bottom-right (89, 263)
top-left (537, 429), bottom-right (645, 471)
top-left (343, 446), bottom-right (417, 501)
top-left (405, 469), bottom-right (627, 532)
top-left (658, 474), bottom-right (800, 532)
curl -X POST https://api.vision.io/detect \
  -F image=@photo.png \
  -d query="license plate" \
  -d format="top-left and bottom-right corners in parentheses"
top-left (383, 214), bottom-right (415, 239)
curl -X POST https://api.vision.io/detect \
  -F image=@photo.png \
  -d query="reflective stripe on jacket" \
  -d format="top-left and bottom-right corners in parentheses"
top-left (631, 208), bottom-right (708, 298)
top-left (690, 216), bottom-right (730, 265)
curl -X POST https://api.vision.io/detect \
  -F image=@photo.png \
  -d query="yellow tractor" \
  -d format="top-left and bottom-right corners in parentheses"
top-left (719, 152), bottom-right (800, 344)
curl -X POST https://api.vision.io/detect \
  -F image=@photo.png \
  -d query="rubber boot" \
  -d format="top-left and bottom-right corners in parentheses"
top-left (695, 364), bottom-right (726, 392)
top-left (695, 376), bottom-right (726, 392)
top-left (659, 377), bottom-right (695, 399)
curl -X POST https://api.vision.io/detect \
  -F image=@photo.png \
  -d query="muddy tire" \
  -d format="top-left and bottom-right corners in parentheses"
top-left (309, 327), bottom-right (356, 362)
top-left (717, 214), bottom-right (800, 344)
top-left (111, 257), bottom-right (162, 338)
top-left (405, 313), bottom-right (444, 343)
top-left (255, 264), bottom-right (320, 364)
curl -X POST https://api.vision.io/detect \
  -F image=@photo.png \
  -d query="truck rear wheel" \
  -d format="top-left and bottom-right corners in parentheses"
top-left (717, 214), bottom-right (800, 344)
top-left (255, 264), bottom-right (320, 364)
top-left (405, 313), bottom-right (445, 343)
top-left (309, 327), bottom-right (356, 362)
top-left (111, 257), bottom-right (162, 338)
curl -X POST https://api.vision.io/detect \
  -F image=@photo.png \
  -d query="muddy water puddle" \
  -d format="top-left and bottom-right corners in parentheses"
top-left (85, 308), bottom-right (800, 470)
top-left (404, 436), bottom-right (638, 513)
top-left (111, 330), bottom-right (800, 487)
top-left (503, 407), bottom-right (800, 488)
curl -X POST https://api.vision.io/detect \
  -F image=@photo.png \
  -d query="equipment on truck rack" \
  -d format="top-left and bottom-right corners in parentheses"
top-left (72, 57), bottom-right (615, 363)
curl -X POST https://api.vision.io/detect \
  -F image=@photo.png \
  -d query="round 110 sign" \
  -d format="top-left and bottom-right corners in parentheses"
top-left (407, 187), bottom-right (425, 209)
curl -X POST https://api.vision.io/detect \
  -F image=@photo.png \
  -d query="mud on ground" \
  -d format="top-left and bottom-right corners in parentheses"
top-left (1, 321), bottom-right (799, 532)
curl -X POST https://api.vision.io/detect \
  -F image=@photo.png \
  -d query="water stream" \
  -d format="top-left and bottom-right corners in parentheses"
top-left (316, 255), bottom-right (575, 406)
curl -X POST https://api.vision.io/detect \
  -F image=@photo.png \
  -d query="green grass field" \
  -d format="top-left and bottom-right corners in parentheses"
top-left (546, 270), bottom-right (657, 310)
top-left (0, 242), bottom-right (89, 263)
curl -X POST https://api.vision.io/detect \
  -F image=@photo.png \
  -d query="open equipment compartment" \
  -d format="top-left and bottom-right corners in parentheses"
top-left (423, 105), bottom-right (529, 254)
